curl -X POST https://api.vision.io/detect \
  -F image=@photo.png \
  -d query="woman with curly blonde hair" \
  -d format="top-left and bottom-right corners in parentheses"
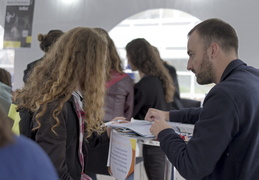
top-left (126, 38), bottom-right (175, 180)
top-left (15, 27), bottom-right (111, 180)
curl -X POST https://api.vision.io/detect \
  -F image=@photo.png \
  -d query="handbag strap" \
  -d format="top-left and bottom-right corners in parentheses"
top-left (105, 70), bottom-right (128, 89)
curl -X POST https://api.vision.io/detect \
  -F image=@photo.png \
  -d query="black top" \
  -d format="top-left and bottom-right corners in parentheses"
top-left (23, 58), bottom-right (42, 83)
top-left (133, 75), bottom-right (171, 120)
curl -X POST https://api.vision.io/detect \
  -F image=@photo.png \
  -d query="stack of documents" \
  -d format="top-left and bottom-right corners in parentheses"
top-left (106, 119), bottom-right (194, 139)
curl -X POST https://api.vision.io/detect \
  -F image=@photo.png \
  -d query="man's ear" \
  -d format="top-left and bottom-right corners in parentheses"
top-left (209, 43), bottom-right (219, 59)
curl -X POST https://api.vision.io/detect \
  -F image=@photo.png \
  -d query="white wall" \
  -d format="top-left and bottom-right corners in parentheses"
top-left (1, 0), bottom-right (259, 89)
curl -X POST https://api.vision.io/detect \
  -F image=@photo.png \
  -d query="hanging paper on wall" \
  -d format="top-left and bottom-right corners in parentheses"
top-left (3, 0), bottom-right (35, 48)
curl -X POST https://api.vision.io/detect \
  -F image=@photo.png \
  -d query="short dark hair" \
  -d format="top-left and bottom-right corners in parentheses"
top-left (188, 18), bottom-right (238, 54)
top-left (38, 30), bottom-right (64, 52)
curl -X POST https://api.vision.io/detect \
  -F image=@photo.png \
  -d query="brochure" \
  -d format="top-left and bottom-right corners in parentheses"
top-left (107, 130), bottom-right (137, 180)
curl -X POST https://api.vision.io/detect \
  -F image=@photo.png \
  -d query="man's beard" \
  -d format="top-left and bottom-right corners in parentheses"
top-left (196, 52), bottom-right (214, 85)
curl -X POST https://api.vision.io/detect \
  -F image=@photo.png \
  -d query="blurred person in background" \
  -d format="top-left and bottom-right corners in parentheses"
top-left (0, 106), bottom-right (59, 180)
top-left (0, 68), bottom-right (12, 115)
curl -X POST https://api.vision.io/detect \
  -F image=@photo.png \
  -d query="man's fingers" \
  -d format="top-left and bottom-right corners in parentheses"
top-left (145, 108), bottom-right (158, 121)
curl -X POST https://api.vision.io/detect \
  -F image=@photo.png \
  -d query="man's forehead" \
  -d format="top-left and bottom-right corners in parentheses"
top-left (188, 31), bottom-right (204, 46)
top-left (187, 31), bottom-right (205, 53)
top-left (188, 31), bottom-right (200, 42)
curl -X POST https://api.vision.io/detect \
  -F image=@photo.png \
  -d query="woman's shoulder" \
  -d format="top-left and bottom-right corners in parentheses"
top-left (118, 74), bottom-right (134, 84)
top-left (137, 75), bottom-right (161, 86)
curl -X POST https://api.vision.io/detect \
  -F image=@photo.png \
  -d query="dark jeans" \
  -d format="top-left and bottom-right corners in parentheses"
top-left (87, 172), bottom-right (97, 180)
top-left (143, 145), bottom-right (166, 180)
top-left (86, 143), bottom-right (110, 175)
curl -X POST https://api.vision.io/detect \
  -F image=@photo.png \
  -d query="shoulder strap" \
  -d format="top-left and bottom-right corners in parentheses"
top-left (106, 71), bottom-right (128, 89)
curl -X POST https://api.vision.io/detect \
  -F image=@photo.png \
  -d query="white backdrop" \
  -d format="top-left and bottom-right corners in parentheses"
top-left (0, 0), bottom-right (259, 89)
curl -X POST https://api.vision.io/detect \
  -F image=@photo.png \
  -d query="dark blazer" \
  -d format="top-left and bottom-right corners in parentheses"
top-left (20, 96), bottom-right (109, 180)
top-left (160, 59), bottom-right (259, 180)
top-left (23, 58), bottom-right (42, 83)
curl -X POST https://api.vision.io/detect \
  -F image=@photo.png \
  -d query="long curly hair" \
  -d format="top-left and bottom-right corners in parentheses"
top-left (126, 38), bottom-right (174, 103)
top-left (15, 27), bottom-right (108, 137)
top-left (94, 28), bottom-right (123, 80)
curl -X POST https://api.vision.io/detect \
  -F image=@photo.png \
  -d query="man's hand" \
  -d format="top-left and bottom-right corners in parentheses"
top-left (144, 108), bottom-right (171, 138)
top-left (150, 119), bottom-right (172, 138)
top-left (144, 108), bottom-right (170, 122)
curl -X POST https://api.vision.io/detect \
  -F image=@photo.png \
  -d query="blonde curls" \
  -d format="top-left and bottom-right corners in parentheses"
top-left (15, 27), bottom-right (108, 137)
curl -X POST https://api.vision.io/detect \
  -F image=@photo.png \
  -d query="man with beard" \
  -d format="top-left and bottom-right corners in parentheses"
top-left (145, 18), bottom-right (259, 180)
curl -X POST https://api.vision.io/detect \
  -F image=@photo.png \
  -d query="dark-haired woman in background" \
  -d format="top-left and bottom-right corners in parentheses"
top-left (126, 38), bottom-right (175, 180)
top-left (23, 29), bottom-right (64, 83)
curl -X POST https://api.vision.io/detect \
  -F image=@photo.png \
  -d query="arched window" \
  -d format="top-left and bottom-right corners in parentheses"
top-left (109, 9), bottom-right (214, 100)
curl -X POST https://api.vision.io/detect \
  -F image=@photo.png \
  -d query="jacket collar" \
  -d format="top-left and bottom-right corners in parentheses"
top-left (220, 59), bottom-right (246, 82)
